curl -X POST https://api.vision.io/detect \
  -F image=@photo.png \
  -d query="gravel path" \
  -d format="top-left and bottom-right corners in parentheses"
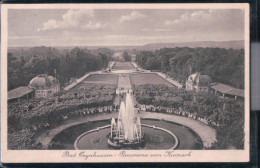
top-left (138, 112), bottom-right (216, 148)
top-left (35, 112), bottom-right (118, 148)
top-left (36, 111), bottom-right (216, 149)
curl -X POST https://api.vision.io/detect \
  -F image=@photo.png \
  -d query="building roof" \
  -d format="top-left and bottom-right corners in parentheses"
top-left (210, 83), bottom-right (244, 97)
top-left (188, 73), bottom-right (211, 86)
top-left (197, 75), bottom-right (211, 85)
top-left (29, 74), bottom-right (59, 89)
top-left (8, 86), bottom-right (33, 100)
top-left (226, 88), bottom-right (244, 97)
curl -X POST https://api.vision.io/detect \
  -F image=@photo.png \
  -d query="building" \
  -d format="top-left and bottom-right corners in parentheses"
top-left (29, 74), bottom-right (60, 98)
top-left (186, 73), bottom-right (211, 92)
top-left (209, 83), bottom-right (244, 100)
top-left (8, 86), bottom-right (34, 103)
top-left (116, 88), bottom-right (133, 95)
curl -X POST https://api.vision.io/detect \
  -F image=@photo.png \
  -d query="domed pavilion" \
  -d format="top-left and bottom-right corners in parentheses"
top-left (29, 74), bottom-right (60, 98)
top-left (186, 73), bottom-right (211, 92)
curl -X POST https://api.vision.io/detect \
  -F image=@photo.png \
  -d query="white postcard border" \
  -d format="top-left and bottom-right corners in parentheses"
top-left (1, 3), bottom-right (250, 163)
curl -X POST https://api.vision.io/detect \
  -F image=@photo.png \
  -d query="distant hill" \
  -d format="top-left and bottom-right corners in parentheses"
top-left (84, 40), bottom-right (244, 50)
top-left (8, 40), bottom-right (244, 53)
top-left (8, 46), bottom-right (61, 61)
top-left (141, 40), bottom-right (244, 50)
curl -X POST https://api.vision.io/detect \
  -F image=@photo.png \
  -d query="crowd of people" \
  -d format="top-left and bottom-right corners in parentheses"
top-left (8, 128), bottom-right (43, 150)
top-left (8, 80), bottom-right (245, 149)
top-left (139, 104), bottom-right (219, 127)
top-left (8, 84), bottom-right (117, 150)
top-left (134, 84), bottom-right (245, 149)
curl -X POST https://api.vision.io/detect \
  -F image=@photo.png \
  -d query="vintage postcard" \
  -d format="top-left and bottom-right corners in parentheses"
top-left (1, 3), bottom-right (250, 163)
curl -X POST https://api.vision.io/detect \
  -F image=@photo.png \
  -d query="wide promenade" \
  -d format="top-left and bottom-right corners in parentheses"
top-left (36, 111), bottom-right (216, 149)
top-left (139, 112), bottom-right (216, 148)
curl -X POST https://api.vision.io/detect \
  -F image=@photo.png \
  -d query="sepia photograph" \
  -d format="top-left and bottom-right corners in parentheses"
top-left (1, 4), bottom-right (250, 163)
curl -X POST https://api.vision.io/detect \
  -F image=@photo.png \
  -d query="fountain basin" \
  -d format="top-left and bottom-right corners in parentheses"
top-left (107, 132), bottom-right (145, 149)
top-left (74, 124), bottom-right (178, 150)
top-left (48, 118), bottom-right (203, 150)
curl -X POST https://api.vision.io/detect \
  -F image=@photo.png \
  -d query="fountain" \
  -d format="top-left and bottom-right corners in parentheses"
top-left (107, 93), bottom-right (145, 148)
top-left (71, 92), bottom-right (184, 150)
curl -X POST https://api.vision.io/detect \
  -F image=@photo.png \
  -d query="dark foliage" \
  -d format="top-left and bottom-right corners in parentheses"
top-left (136, 47), bottom-right (244, 89)
top-left (8, 47), bottom-right (113, 90)
top-left (8, 84), bottom-right (116, 149)
top-left (123, 51), bottom-right (132, 62)
top-left (134, 84), bottom-right (244, 149)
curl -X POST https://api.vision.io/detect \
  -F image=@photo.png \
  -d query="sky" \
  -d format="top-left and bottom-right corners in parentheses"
top-left (8, 9), bottom-right (245, 47)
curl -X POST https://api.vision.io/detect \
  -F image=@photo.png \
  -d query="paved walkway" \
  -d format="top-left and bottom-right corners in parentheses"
top-left (109, 61), bottom-right (116, 69)
top-left (35, 112), bottom-right (118, 148)
top-left (36, 111), bottom-right (216, 149)
top-left (138, 112), bottom-right (216, 148)
top-left (131, 62), bottom-right (139, 69)
top-left (131, 62), bottom-right (149, 72)
top-left (117, 74), bottom-right (131, 90)
top-left (64, 71), bottom-right (99, 91)
top-left (156, 72), bottom-right (183, 88)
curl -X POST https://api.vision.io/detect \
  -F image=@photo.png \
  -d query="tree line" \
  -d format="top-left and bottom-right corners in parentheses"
top-left (134, 84), bottom-right (244, 149)
top-left (136, 47), bottom-right (244, 89)
top-left (8, 47), bottom-right (113, 90)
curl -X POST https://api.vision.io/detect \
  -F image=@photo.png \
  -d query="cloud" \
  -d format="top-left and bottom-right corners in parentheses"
top-left (163, 9), bottom-right (244, 33)
top-left (62, 9), bottom-right (94, 27)
top-left (9, 9), bottom-right (244, 47)
top-left (82, 21), bottom-right (108, 30)
top-left (37, 19), bottom-right (58, 31)
top-left (142, 28), bottom-right (171, 32)
top-left (120, 11), bottom-right (147, 23)
top-left (164, 10), bottom-right (212, 26)
top-left (38, 9), bottom-right (97, 31)
top-left (190, 10), bottom-right (211, 20)
top-left (162, 9), bottom-right (244, 42)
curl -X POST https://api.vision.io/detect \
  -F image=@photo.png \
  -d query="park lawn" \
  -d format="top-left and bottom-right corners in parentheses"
top-left (112, 62), bottom-right (135, 70)
top-left (130, 73), bottom-right (175, 87)
top-left (83, 74), bottom-right (119, 85)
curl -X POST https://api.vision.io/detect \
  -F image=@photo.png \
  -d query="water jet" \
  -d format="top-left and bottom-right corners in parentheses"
top-left (107, 93), bottom-right (145, 149)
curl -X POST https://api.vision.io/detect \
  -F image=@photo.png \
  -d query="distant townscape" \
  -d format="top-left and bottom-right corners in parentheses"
top-left (7, 41), bottom-right (244, 150)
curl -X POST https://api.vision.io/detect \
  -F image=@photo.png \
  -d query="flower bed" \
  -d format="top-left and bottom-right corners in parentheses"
top-left (83, 74), bottom-right (118, 85)
top-left (130, 73), bottom-right (174, 87)
top-left (112, 62), bottom-right (134, 70)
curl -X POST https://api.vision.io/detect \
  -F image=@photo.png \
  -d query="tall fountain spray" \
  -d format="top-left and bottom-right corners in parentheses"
top-left (108, 92), bottom-right (144, 148)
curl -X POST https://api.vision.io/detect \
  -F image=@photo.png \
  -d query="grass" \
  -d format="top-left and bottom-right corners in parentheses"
top-left (83, 74), bottom-right (119, 85)
top-left (112, 62), bottom-right (135, 70)
top-left (130, 73), bottom-right (175, 87)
